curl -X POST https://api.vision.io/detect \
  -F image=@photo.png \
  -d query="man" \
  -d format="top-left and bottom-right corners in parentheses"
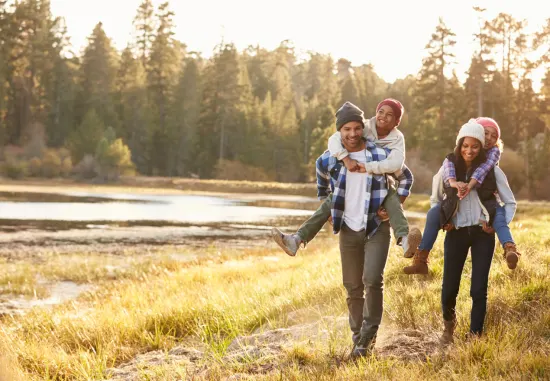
top-left (315, 102), bottom-right (414, 357)
top-left (272, 99), bottom-right (420, 259)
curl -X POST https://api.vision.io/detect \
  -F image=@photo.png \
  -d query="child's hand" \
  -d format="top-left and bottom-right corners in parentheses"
top-left (356, 163), bottom-right (367, 173)
top-left (343, 156), bottom-right (360, 172)
top-left (456, 182), bottom-right (469, 199)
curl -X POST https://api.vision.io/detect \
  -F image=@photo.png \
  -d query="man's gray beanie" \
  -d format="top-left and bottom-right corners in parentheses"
top-left (335, 101), bottom-right (365, 131)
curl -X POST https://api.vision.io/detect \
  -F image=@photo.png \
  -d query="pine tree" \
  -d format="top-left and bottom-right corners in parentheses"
top-left (466, 7), bottom-right (497, 116)
top-left (77, 22), bottom-right (120, 133)
top-left (167, 55), bottom-right (202, 176)
top-left (115, 47), bottom-right (151, 174)
top-left (147, 1), bottom-right (181, 174)
top-left (413, 18), bottom-right (458, 159)
top-left (132, 0), bottom-right (155, 68)
top-left (196, 43), bottom-right (249, 177)
top-left (354, 64), bottom-right (388, 115)
top-left (243, 45), bottom-right (271, 102)
top-left (337, 59), bottom-right (360, 107)
top-left (68, 108), bottom-right (105, 163)
top-left (2, 0), bottom-right (65, 145)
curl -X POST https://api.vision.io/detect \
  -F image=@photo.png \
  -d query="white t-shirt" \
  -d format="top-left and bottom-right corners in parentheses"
top-left (344, 150), bottom-right (367, 231)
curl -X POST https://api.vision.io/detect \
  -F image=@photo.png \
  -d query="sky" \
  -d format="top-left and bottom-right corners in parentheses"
top-left (50, 0), bottom-right (550, 88)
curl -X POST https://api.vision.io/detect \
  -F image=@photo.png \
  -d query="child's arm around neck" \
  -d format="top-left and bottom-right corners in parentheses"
top-left (467, 146), bottom-right (501, 190)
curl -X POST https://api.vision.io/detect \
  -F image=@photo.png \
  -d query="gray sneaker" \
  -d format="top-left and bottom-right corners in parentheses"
top-left (271, 227), bottom-right (301, 256)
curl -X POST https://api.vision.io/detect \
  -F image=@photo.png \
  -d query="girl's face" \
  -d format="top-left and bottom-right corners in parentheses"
top-left (484, 126), bottom-right (498, 149)
top-left (461, 137), bottom-right (482, 164)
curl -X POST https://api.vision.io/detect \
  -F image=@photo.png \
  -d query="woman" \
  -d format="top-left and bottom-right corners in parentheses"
top-left (430, 120), bottom-right (517, 343)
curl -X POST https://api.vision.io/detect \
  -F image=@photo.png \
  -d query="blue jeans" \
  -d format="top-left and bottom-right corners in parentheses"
top-left (418, 204), bottom-right (441, 251)
top-left (493, 206), bottom-right (514, 247)
top-left (441, 226), bottom-right (495, 335)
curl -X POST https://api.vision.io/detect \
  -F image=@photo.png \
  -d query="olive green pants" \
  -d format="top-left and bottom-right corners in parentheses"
top-left (296, 187), bottom-right (409, 243)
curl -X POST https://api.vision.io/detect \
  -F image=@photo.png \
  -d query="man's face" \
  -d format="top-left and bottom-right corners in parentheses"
top-left (340, 121), bottom-right (364, 151)
top-left (376, 105), bottom-right (398, 135)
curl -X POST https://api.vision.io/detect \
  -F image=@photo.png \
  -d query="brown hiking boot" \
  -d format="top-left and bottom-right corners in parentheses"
top-left (403, 249), bottom-right (430, 275)
top-left (403, 226), bottom-right (422, 258)
top-left (440, 319), bottom-right (457, 344)
top-left (503, 243), bottom-right (520, 270)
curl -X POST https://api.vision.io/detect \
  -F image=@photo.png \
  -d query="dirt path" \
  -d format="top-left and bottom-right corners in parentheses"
top-left (105, 309), bottom-right (444, 380)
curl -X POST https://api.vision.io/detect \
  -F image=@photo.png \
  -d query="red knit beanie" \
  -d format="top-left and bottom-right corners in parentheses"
top-left (475, 117), bottom-right (501, 139)
top-left (376, 98), bottom-right (404, 125)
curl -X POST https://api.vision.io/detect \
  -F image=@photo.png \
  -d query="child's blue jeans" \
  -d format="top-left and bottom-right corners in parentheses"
top-left (493, 206), bottom-right (514, 247)
top-left (418, 205), bottom-right (513, 251)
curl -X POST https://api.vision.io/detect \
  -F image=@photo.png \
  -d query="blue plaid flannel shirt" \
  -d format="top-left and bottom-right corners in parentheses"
top-left (315, 140), bottom-right (414, 238)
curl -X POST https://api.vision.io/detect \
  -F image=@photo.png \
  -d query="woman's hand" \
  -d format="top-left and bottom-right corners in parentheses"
top-left (482, 221), bottom-right (495, 234)
top-left (442, 222), bottom-right (455, 231)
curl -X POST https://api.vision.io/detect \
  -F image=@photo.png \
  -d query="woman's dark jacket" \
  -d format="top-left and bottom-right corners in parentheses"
top-left (439, 153), bottom-right (498, 228)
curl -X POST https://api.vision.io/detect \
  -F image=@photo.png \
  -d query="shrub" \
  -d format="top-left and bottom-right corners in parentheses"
top-left (215, 159), bottom-right (273, 182)
top-left (95, 138), bottom-right (135, 181)
top-left (72, 154), bottom-right (98, 179)
top-left (3, 160), bottom-right (28, 179)
top-left (28, 157), bottom-right (42, 177)
top-left (41, 149), bottom-right (63, 178)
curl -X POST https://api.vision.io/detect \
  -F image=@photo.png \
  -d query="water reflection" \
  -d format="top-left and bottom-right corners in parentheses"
top-left (0, 192), bottom-right (316, 224)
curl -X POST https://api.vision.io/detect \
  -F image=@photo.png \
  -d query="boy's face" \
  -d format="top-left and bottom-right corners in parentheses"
top-left (484, 126), bottom-right (498, 149)
top-left (340, 121), bottom-right (364, 151)
top-left (376, 105), bottom-right (398, 136)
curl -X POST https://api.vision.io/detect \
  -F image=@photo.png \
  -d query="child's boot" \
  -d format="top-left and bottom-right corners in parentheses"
top-left (503, 242), bottom-right (520, 270)
top-left (403, 249), bottom-right (430, 275)
top-left (401, 226), bottom-right (422, 258)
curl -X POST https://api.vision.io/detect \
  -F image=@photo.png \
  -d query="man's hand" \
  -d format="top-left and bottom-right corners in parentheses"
top-left (482, 221), bottom-right (495, 234)
top-left (377, 207), bottom-right (389, 221)
top-left (399, 195), bottom-right (407, 204)
top-left (442, 222), bottom-right (455, 231)
top-left (343, 156), bottom-right (360, 172)
top-left (328, 215), bottom-right (333, 226)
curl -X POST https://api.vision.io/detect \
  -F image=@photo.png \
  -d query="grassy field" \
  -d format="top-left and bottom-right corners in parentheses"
top-left (0, 187), bottom-right (549, 380)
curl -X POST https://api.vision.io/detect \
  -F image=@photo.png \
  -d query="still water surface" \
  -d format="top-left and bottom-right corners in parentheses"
top-left (0, 191), bottom-right (316, 223)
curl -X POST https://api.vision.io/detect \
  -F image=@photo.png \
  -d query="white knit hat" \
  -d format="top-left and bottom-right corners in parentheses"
top-left (456, 119), bottom-right (485, 147)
